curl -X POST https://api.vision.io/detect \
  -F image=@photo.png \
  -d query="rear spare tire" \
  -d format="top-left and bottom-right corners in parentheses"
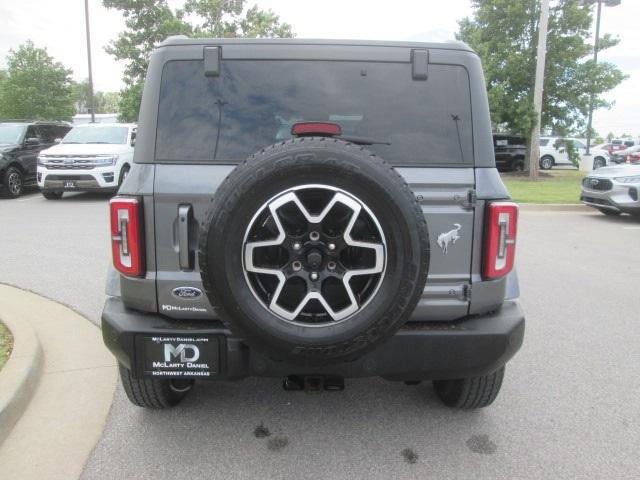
top-left (199, 138), bottom-right (429, 365)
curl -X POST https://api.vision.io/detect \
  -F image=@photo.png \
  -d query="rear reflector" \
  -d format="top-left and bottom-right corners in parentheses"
top-left (110, 197), bottom-right (144, 277)
top-left (291, 122), bottom-right (342, 137)
top-left (483, 202), bottom-right (518, 280)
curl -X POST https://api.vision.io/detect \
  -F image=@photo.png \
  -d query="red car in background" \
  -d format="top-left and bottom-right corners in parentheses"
top-left (611, 145), bottom-right (640, 164)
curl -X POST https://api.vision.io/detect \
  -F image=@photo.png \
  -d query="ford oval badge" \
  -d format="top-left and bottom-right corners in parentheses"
top-left (171, 286), bottom-right (203, 300)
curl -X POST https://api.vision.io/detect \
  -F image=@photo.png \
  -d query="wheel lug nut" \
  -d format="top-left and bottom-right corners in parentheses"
top-left (292, 261), bottom-right (302, 271)
top-left (328, 243), bottom-right (336, 251)
top-left (309, 231), bottom-right (320, 241)
top-left (293, 242), bottom-right (301, 251)
top-left (310, 272), bottom-right (319, 281)
top-left (327, 261), bottom-right (336, 270)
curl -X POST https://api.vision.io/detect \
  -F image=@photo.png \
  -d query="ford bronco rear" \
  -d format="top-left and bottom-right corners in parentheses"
top-left (102, 38), bottom-right (524, 409)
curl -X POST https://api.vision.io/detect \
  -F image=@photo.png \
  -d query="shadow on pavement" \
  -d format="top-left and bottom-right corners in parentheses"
top-left (59, 192), bottom-right (112, 202)
top-left (587, 212), bottom-right (640, 225)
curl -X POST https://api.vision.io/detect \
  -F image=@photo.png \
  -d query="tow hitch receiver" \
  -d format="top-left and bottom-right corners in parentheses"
top-left (282, 375), bottom-right (345, 392)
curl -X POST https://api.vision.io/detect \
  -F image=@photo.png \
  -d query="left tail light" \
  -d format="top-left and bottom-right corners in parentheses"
top-left (483, 201), bottom-right (518, 280)
top-left (110, 197), bottom-right (144, 277)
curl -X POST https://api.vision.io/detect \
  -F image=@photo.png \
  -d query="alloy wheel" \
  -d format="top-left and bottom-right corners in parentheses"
top-left (242, 185), bottom-right (387, 326)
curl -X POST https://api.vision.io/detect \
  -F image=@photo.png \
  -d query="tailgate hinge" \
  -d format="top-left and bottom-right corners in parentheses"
top-left (455, 189), bottom-right (477, 209)
top-left (463, 284), bottom-right (472, 302)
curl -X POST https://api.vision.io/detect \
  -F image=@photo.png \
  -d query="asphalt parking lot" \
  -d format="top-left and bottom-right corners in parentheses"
top-left (1, 190), bottom-right (639, 479)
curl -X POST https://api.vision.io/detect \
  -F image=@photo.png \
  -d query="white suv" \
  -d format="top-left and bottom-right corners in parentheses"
top-left (539, 137), bottom-right (609, 170)
top-left (37, 123), bottom-right (136, 199)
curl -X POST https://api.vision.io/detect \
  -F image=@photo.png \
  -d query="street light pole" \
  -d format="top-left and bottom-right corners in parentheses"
top-left (585, 1), bottom-right (602, 155)
top-left (528, 0), bottom-right (550, 180)
top-left (583, 0), bottom-right (621, 155)
top-left (84, 0), bottom-right (96, 123)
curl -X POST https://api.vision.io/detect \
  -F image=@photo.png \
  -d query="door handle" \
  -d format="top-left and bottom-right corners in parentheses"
top-left (178, 204), bottom-right (193, 270)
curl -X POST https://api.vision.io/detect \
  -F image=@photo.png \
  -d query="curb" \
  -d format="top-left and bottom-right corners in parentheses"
top-left (519, 203), bottom-right (590, 212)
top-left (0, 312), bottom-right (44, 447)
top-left (0, 284), bottom-right (117, 480)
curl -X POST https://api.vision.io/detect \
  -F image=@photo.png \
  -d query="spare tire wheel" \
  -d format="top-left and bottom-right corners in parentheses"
top-left (199, 137), bottom-right (429, 365)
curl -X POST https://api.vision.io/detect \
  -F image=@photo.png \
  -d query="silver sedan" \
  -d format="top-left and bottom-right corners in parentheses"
top-left (581, 165), bottom-right (640, 216)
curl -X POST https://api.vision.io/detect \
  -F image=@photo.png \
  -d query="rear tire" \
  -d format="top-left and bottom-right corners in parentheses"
top-left (1, 166), bottom-right (24, 198)
top-left (540, 156), bottom-right (554, 170)
top-left (42, 190), bottom-right (63, 200)
top-left (119, 364), bottom-right (193, 409)
top-left (118, 165), bottom-right (130, 188)
top-left (433, 366), bottom-right (505, 409)
top-left (593, 157), bottom-right (606, 169)
top-left (512, 159), bottom-right (525, 172)
top-left (598, 208), bottom-right (621, 216)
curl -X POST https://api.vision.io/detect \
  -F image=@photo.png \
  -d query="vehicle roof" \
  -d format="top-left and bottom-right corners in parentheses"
top-left (158, 36), bottom-right (474, 53)
top-left (71, 123), bottom-right (136, 128)
top-left (0, 120), bottom-right (71, 126)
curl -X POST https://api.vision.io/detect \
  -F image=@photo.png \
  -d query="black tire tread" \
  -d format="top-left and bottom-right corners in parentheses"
top-left (433, 366), bottom-right (505, 409)
top-left (118, 364), bottom-right (188, 409)
top-left (1, 166), bottom-right (23, 198)
top-left (42, 191), bottom-right (63, 200)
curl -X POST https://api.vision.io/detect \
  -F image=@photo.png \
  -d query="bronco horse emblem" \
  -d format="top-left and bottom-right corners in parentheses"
top-left (437, 223), bottom-right (461, 254)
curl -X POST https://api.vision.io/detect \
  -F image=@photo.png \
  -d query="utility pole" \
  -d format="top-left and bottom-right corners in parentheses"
top-left (528, 0), bottom-right (550, 180)
top-left (84, 0), bottom-right (96, 123)
top-left (585, 1), bottom-right (602, 155)
top-left (583, 0), bottom-right (621, 155)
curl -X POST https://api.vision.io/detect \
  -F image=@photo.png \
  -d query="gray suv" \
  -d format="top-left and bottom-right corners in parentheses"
top-left (102, 38), bottom-right (525, 410)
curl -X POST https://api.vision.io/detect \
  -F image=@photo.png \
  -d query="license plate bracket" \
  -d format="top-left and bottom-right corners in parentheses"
top-left (140, 335), bottom-right (219, 379)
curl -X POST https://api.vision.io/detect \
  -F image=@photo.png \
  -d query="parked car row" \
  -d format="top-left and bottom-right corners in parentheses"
top-left (610, 145), bottom-right (640, 165)
top-left (0, 120), bottom-right (135, 199)
top-left (539, 137), bottom-right (609, 170)
top-left (493, 135), bottom-right (610, 171)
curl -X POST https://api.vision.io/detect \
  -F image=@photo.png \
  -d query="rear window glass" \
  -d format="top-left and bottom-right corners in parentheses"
top-left (155, 60), bottom-right (473, 166)
top-left (63, 126), bottom-right (129, 145)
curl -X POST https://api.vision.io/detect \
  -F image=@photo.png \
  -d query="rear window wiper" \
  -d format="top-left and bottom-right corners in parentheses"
top-left (337, 135), bottom-right (391, 146)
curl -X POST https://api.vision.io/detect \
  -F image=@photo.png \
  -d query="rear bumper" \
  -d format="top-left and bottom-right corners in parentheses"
top-left (102, 297), bottom-right (525, 381)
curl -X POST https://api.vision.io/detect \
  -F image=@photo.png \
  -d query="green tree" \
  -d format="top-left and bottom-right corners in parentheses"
top-left (71, 79), bottom-right (92, 113)
top-left (0, 41), bottom-right (75, 121)
top-left (72, 80), bottom-right (121, 114)
top-left (100, 91), bottom-right (121, 113)
top-left (457, 0), bottom-right (626, 154)
top-left (104, 0), bottom-right (294, 121)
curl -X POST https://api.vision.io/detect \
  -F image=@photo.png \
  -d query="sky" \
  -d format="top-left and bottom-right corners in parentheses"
top-left (0, 0), bottom-right (638, 137)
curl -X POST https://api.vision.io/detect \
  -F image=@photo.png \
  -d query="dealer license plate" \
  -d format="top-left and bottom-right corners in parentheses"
top-left (142, 335), bottom-right (219, 378)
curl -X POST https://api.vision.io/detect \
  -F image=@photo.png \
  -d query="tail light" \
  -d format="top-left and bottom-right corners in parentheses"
top-left (110, 197), bottom-right (144, 277)
top-left (291, 122), bottom-right (342, 137)
top-left (483, 202), bottom-right (518, 280)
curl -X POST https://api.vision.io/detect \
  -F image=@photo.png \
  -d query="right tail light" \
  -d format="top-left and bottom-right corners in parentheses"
top-left (483, 202), bottom-right (518, 280)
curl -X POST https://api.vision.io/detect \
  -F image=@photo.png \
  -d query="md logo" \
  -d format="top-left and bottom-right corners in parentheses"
top-left (164, 344), bottom-right (200, 363)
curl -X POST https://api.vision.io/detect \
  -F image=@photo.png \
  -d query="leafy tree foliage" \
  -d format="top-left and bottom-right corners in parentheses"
top-left (457, 0), bottom-right (626, 141)
top-left (104, 0), bottom-right (294, 121)
top-left (72, 80), bottom-right (121, 114)
top-left (0, 41), bottom-right (75, 121)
